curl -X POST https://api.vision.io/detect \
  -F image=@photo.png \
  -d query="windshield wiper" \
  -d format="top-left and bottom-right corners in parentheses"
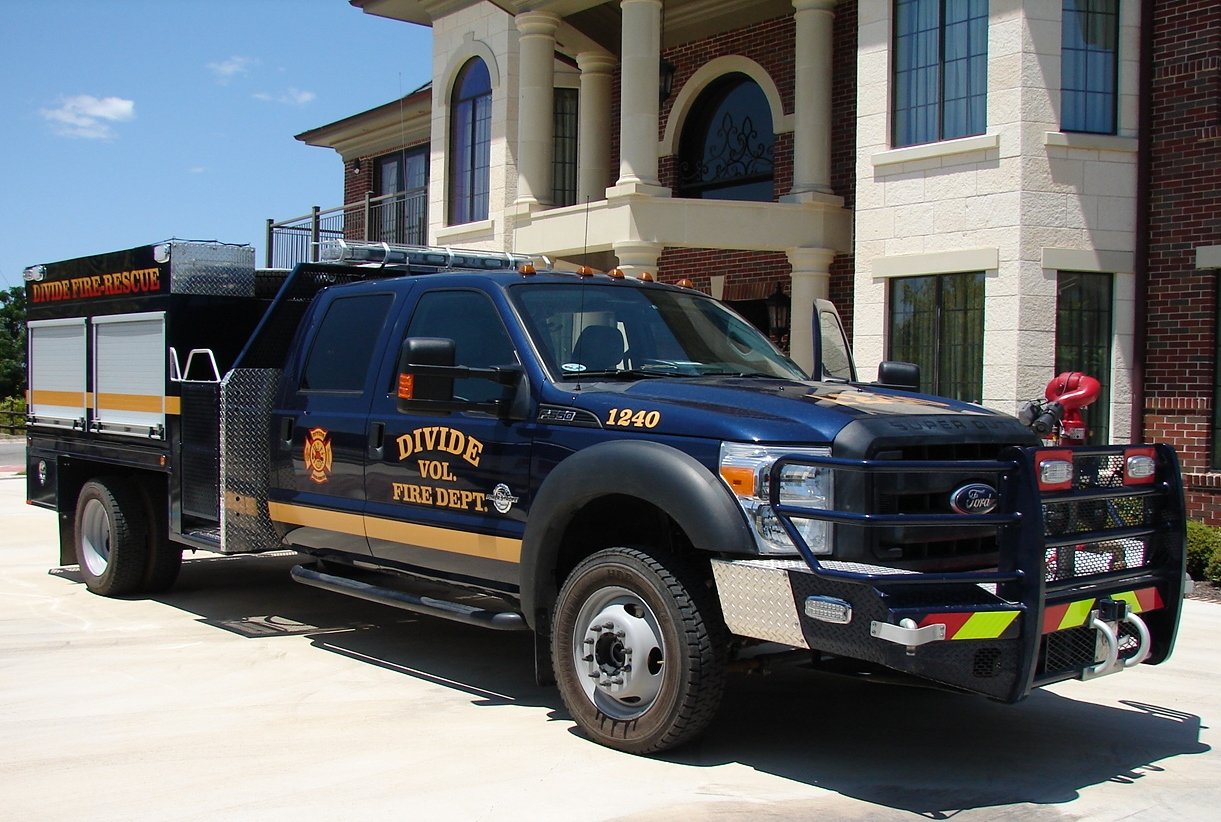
top-left (696, 370), bottom-right (783, 379)
top-left (568, 368), bottom-right (675, 380)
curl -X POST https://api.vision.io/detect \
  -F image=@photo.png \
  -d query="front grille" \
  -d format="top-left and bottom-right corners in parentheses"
top-left (865, 442), bottom-right (1011, 571)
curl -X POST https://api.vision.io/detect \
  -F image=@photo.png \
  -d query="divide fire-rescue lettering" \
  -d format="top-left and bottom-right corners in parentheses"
top-left (391, 426), bottom-right (488, 513)
top-left (29, 267), bottom-right (162, 304)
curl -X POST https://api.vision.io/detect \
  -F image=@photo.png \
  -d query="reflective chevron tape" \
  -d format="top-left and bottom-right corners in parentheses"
top-left (1042, 587), bottom-right (1164, 634)
top-left (918, 610), bottom-right (1021, 640)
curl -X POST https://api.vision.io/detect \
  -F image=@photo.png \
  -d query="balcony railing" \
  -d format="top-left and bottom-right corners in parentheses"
top-left (265, 188), bottom-right (427, 269)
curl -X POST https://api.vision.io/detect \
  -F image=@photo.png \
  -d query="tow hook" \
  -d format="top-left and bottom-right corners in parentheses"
top-left (1083, 599), bottom-right (1152, 680)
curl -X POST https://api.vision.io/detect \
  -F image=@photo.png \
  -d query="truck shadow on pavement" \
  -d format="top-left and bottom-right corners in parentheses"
top-left (672, 659), bottom-right (1210, 817)
top-left (93, 551), bottom-right (1209, 818)
top-left (143, 551), bottom-right (556, 710)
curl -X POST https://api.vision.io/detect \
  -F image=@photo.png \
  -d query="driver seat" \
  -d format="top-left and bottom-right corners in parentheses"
top-left (571, 325), bottom-right (625, 371)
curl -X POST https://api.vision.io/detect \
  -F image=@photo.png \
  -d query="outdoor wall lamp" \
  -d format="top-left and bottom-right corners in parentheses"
top-left (766, 283), bottom-right (791, 338)
top-left (659, 59), bottom-right (676, 103)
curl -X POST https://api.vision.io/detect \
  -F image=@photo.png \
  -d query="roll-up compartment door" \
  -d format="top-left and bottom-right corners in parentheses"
top-left (28, 318), bottom-right (87, 428)
top-left (93, 312), bottom-right (167, 437)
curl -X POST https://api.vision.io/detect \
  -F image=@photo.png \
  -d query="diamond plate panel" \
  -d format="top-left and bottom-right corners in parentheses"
top-left (167, 241), bottom-right (256, 297)
top-left (219, 368), bottom-right (281, 553)
top-left (710, 560), bottom-right (808, 648)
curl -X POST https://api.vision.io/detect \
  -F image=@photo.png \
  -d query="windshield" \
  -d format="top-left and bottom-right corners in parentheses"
top-left (511, 282), bottom-right (807, 381)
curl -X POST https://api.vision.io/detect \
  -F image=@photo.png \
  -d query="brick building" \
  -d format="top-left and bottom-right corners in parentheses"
top-left (1143, 0), bottom-right (1221, 521)
top-left (295, 0), bottom-right (1221, 522)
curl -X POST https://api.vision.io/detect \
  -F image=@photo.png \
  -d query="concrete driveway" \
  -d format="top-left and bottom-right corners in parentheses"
top-left (1, 473), bottom-right (1217, 821)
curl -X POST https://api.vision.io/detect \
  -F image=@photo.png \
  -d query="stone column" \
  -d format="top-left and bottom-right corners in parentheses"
top-left (615, 0), bottom-right (665, 194)
top-left (577, 51), bottom-right (616, 205)
top-left (787, 247), bottom-right (835, 375)
top-left (615, 240), bottom-right (663, 279)
top-left (788, 0), bottom-right (836, 199)
top-left (515, 11), bottom-right (561, 209)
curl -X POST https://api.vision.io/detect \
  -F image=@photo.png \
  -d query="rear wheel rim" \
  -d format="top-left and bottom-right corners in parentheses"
top-left (79, 498), bottom-right (111, 577)
top-left (571, 585), bottom-right (666, 720)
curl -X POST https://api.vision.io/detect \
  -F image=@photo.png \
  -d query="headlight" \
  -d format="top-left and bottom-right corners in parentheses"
top-left (719, 442), bottom-right (832, 556)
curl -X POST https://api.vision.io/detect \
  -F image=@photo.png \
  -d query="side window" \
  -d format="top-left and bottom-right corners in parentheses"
top-left (1061, 0), bottom-right (1119, 134)
top-left (450, 58), bottom-right (492, 225)
top-left (302, 294), bottom-right (393, 392)
top-left (405, 290), bottom-right (518, 403)
top-left (893, 0), bottom-right (989, 148)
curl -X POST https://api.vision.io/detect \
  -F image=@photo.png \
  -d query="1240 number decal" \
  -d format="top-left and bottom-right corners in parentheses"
top-left (606, 408), bottom-right (661, 429)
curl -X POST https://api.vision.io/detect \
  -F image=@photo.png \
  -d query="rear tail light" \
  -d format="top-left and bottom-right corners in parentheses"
top-left (1124, 447), bottom-right (1157, 485)
top-left (1036, 449), bottom-right (1074, 492)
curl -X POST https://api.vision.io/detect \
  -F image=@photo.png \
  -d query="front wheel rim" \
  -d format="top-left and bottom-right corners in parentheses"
top-left (78, 498), bottom-right (111, 577)
top-left (571, 585), bottom-right (667, 720)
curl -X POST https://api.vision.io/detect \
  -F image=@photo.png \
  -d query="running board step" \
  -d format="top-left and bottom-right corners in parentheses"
top-left (290, 563), bottom-right (528, 631)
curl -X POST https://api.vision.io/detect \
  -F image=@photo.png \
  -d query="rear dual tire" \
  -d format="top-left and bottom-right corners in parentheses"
top-left (74, 477), bottom-right (180, 597)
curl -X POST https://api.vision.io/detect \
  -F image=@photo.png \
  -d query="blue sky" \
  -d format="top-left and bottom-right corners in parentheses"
top-left (0, 0), bottom-right (433, 288)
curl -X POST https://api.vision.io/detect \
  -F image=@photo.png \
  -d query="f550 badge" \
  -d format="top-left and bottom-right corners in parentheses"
top-left (304, 428), bottom-right (333, 484)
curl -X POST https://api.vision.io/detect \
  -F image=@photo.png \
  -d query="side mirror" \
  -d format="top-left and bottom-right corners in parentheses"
top-left (395, 336), bottom-right (525, 417)
top-left (876, 360), bottom-right (920, 391)
top-left (396, 337), bottom-right (455, 411)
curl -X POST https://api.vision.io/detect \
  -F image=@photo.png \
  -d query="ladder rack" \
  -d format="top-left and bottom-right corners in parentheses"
top-left (319, 239), bottom-right (547, 272)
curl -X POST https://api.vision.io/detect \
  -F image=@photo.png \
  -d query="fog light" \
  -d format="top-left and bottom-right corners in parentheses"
top-left (1124, 448), bottom-right (1156, 485)
top-left (805, 596), bottom-right (852, 625)
top-left (1037, 449), bottom-right (1074, 492)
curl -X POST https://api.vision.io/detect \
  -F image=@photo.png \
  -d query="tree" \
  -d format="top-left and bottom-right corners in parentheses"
top-left (0, 286), bottom-right (27, 400)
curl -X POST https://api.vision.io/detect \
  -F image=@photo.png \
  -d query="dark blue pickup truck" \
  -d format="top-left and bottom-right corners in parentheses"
top-left (25, 240), bottom-right (1186, 753)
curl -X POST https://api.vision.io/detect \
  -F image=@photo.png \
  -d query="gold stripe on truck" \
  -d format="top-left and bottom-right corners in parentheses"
top-left (268, 501), bottom-right (522, 563)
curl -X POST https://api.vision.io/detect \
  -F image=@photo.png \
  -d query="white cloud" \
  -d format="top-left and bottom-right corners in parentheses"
top-left (189, 166), bottom-right (206, 174)
top-left (39, 95), bottom-right (135, 139)
top-left (207, 56), bottom-right (255, 82)
top-left (253, 87), bottom-right (316, 106)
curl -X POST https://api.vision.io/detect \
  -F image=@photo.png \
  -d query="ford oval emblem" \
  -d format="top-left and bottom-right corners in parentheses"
top-left (950, 482), bottom-right (999, 515)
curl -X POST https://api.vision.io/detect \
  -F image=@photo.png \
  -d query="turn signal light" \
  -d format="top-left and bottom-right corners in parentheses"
top-left (719, 465), bottom-right (757, 496)
top-left (1036, 449), bottom-right (1074, 492)
top-left (1124, 447), bottom-right (1157, 485)
top-left (397, 374), bottom-right (415, 400)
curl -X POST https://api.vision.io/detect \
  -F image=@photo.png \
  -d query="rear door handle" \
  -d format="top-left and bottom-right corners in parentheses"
top-left (280, 417), bottom-right (294, 445)
top-left (368, 422), bottom-right (385, 460)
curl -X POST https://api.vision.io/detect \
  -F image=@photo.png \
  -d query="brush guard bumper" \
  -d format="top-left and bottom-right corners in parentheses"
top-left (710, 445), bottom-right (1186, 702)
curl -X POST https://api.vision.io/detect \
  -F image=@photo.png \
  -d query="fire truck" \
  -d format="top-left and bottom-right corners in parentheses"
top-left (24, 240), bottom-right (1187, 754)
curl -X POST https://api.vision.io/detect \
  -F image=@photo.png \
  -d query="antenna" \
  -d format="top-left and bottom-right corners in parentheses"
top-left (583, 197), bottom-right (591, 261)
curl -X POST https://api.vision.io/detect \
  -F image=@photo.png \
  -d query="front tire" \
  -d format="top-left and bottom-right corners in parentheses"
top-left (552, 547), bottom-right (726, 754)
top-left (74, 478), bottom-right (149, 597)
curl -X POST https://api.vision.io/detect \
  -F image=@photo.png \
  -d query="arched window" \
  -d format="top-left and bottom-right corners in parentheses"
top-left (678, 73), bottom-right (775, 201)
top-left (449, 58), bottom-right (491, 224)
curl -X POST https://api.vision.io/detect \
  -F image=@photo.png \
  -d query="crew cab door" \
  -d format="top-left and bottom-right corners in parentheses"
top-left (364, 287), bottom-right (532, 590)
top-left (268, 289), bottom-right (398, 556)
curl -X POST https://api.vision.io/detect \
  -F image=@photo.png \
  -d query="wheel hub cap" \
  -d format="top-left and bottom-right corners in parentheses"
top-left (573, 589), bottom-right (665, 720)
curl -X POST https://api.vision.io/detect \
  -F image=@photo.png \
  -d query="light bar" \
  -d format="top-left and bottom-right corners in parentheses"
top-left (319, 239), bottom-right (542, 272)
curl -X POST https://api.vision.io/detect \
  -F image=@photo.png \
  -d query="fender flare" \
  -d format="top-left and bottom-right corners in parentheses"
top-left (520, 439), bottom-right (754, 630)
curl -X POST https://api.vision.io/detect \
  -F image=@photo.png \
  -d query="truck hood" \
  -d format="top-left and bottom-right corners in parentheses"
top-left (554, 376), bottom-right (1030, 445)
